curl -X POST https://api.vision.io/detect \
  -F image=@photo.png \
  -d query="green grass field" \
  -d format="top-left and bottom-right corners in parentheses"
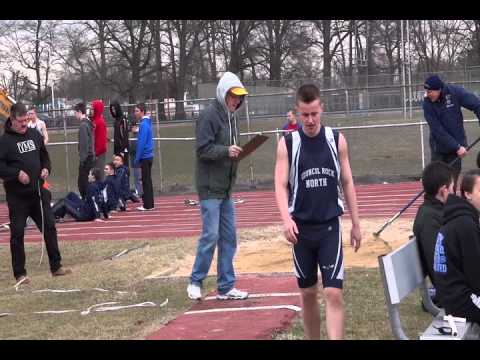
top-left (0, 230), bottom-right (432, 340)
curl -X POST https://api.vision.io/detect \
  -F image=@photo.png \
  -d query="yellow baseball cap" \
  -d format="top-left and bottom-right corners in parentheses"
top-left (229, 87), bottom-right (248, 96)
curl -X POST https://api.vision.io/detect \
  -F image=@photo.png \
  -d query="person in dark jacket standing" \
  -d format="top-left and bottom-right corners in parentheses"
top-left (0, 102), bottom-right (71, 284)
top-left (134, 103), bottom-right (154, 211)
top-left (75, 102), bottom-right (96, 199)
top-left (433, 169), bottom-right (480, 323)
top-left (186, 72), bottom-right (249, 301)
top-left (92, 99), bottom-right (108, 181)
top-left (110, 100), bottom-right (130, 166)
top-left (423, 74), bottom-right (480, 190)
top-left (413, 161), bottom-right (455, 304)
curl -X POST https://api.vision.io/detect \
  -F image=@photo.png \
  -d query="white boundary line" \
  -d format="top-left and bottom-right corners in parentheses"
top-left (204, 292), bottom-right (300, 300)
top-left (185, 304), bottom-right (301, 315)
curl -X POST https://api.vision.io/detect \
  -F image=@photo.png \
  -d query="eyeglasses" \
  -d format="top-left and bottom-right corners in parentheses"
top-left (434, 326), bottom-right (453, 335)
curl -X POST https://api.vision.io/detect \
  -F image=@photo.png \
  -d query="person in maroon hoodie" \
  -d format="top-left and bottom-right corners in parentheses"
top-left (91, 99), bottom-right (108, 181)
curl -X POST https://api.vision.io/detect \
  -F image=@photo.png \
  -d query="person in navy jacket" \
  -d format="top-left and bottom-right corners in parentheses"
top-left (51, 168), bottom-right (108, 222)
top-left (423, 74), bottom-right (480, 190)
top-left (113, 153), bottom-right (132, 210)
top-left (103, 162), bottom-right (119, 212)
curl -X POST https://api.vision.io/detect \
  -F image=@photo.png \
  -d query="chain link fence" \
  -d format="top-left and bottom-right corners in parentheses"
top-left (3, 70), bottom-right (480, 199)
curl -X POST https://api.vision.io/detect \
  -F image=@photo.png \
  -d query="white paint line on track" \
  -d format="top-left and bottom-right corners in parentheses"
top-left (184, 304), bottom-right (301, 315)
top-left (203, 292), bottom-right (300, 300)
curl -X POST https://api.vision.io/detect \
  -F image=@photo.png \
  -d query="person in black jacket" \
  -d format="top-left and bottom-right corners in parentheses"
top-left (51, 168), bottom-right (108, 222)
top-left (433, 169), bottom-right (480, 323)
top-left (110, 100), bottom-right (130, 166)
top-left (413, 161), bottom-right (455, 305)
top-left (0, 102), bottom-right (71, 284)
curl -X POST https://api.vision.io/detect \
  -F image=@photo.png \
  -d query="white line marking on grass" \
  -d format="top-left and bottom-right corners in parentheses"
top-left (34, 310), bottom-right (78, 314)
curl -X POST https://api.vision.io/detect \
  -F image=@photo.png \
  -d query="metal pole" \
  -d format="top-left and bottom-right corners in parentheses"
top-left (51, 82), bottom-right (55, 110)
top-left (155, 101), bottom-right (163, 193)
top-left (401, 20), bottom-right (407, 122)
top-left (345, 89), bottom-right (350, 116)
top-left (244, 96), bottom-right (255, 187)
top-left (63, 113), bottom-right (70, 192)
top-left (407, 20), bottom-right (413, 120)
top-left (407, 19), bottom-right (424, 169)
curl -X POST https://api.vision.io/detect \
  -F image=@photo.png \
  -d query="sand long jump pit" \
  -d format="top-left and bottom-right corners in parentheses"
top-left (146, 217), bottom-right (413, 278)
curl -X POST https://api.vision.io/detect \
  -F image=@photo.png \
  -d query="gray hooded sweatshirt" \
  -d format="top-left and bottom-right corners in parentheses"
top-left (78, 117), bottom-right (96, 165)
top-left (195, 72), bottom-right (246, 200)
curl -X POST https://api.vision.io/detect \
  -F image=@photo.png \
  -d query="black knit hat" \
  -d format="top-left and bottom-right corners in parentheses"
top-left (424, 75), bottom-right (444, 91)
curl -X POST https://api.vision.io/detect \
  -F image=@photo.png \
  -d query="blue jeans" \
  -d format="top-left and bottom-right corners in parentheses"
top-left (190, 198), bottom-right (237, 294)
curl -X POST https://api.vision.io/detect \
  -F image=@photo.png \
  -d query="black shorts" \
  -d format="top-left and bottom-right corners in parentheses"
top-left (292, 217), bottom-right (343, 289)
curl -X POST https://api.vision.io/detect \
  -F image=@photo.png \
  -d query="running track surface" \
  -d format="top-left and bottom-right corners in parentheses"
top-left (0, 181), bottom-right (422, 244)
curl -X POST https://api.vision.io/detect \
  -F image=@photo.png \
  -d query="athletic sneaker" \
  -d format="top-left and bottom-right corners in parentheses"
top-left (15, 275), bottom-right (30, 285)
top-left (216, 288), bottom-right (249, 300)
top-left (136, 206), bottom-right (154, 211)
top-left (187, 283), bottom-right (202, 300)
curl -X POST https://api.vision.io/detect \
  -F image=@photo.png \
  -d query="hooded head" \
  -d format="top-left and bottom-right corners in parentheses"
top-left (216, 72), bottom-right (248, 114)
top-left (109, 100), bottom-right (123, 119)
top-left (92, 99), bottom-right (105, 120)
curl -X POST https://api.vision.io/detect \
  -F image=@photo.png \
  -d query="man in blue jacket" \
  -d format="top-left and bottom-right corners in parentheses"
top-left (423, 74), bottom-right (480, 190)
top-left (134, 103), bottom-right (154, 211)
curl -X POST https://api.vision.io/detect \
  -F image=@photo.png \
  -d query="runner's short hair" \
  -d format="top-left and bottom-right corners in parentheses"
top-left (296, 84), bottom-right (321, 104)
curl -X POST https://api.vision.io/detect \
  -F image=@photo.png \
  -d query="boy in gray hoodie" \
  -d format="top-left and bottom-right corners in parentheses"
top-left (187, 72), bottom-right (249, 301)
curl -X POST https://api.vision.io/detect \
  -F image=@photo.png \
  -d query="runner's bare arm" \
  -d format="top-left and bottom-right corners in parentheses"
top-left (42, 122), bottom-right (49, 145)
top-left (338, 133), bottom-right (361, 252)
top-left (274, 137), bottom-right (298, 244)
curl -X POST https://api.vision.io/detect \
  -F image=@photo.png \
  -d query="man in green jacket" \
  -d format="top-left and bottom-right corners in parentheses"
top-left (413, 161), bottom-right (455, 303)
top-left (187, 72), bottom-right (249, 301)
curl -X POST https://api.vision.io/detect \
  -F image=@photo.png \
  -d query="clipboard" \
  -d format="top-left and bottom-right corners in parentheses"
top-left (237, 134), bottom-right (269, 161)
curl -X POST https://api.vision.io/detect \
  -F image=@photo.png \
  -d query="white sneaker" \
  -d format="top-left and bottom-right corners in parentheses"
top-left (216, 288), bottom-right (249, 300)
top-left (187, 283), bottom-right (202, 300)
top-left (136, 206), bottom-right (154, 211)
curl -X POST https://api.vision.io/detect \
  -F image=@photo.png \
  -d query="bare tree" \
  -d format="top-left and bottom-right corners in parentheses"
top-left (0, 69), bottom-right (31, 100)
top-left (165, 20), bottom-right (204, 119)
top-left (54, 21), bottom-right (93, 102)
top-left (312, 20), bottom-right (351, 88)
top-left (254, 20), bottom-right (311, 82)
top-left (3, 20), bottom-right (59, 105)
top-left (103, 20), bottom-right (154, 103)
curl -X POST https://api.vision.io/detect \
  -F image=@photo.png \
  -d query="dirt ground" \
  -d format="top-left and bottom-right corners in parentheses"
top-left (146, 217), bottom-right (414, 278)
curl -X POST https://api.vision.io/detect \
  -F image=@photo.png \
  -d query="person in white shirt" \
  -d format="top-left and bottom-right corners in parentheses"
top-left (27, 107), bottom-right (49, 145)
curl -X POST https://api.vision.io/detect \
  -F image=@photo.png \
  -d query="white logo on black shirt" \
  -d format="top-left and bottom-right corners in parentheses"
top-left (17, 140), bottom-right (36, 154)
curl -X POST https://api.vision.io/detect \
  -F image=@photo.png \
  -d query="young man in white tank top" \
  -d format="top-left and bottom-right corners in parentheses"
top-left (27, 107), bottom-right (49, 145)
